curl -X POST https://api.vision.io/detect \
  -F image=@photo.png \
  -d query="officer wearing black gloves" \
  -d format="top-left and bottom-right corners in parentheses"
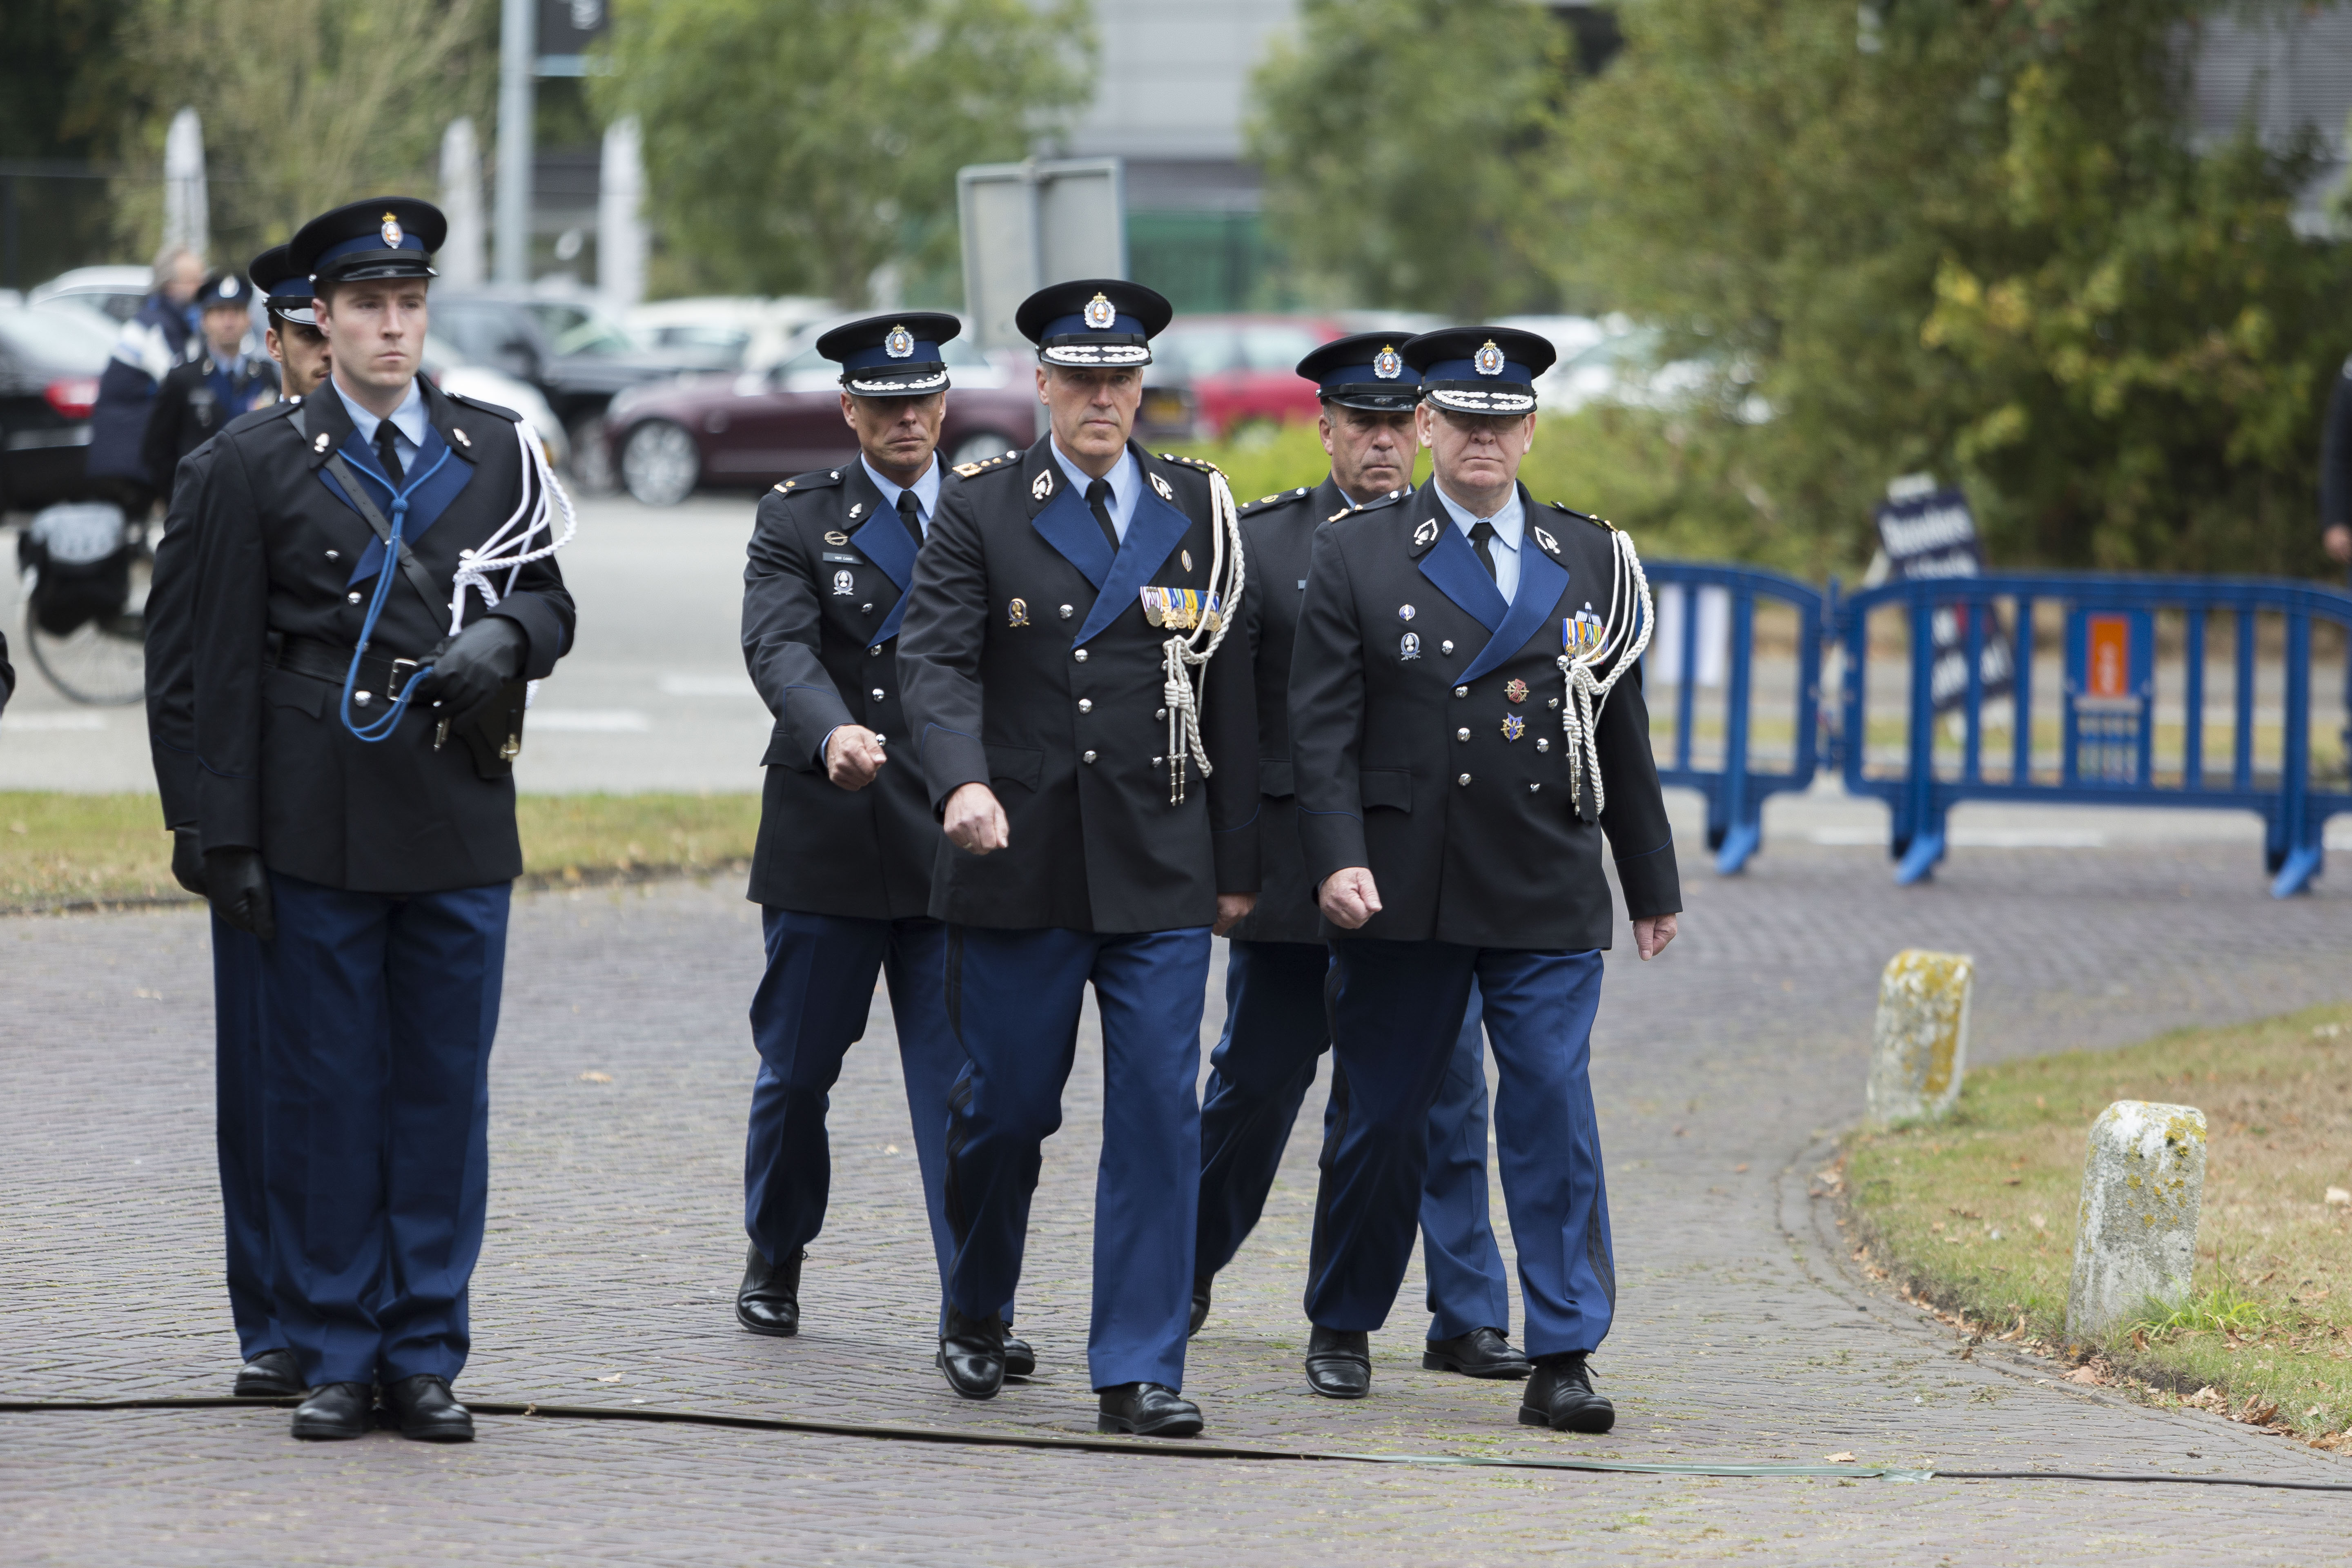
top-left (186, 198), bottom-right (575, 1444)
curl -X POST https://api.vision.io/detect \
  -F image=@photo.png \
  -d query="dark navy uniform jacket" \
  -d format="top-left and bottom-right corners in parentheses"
top-left (742, 462), bottom-right (943, 918)
top-left (1290, 482), bottom-right (1679, 951)
top-left (142, 352), bottom-right (278, 489)
top-left (1223, 474), bottom-right (1356, 946)
top-left (897, 434), bottom-right (1260, 933)
top-left (189, 378), bottom-right (574, 893)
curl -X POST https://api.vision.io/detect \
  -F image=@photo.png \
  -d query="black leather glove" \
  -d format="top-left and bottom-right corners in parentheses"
top-left (203, 847), bottom-right (275, 941)
top-left (417, 615), bottom-right (527, 729)
top-left (170, 829), bottom-right (207, 897)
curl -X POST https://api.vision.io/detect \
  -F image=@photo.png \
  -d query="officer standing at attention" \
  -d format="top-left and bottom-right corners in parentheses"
top-left (188, 198), bottom-right (576, 1443)
top-left (1289, 327), bottom-right (1680, 1433)
top-left (1195, 333), bottom-right (1528, 1394)
top-left (732, 311), bottom-right (1029, 1377)
top-left (143, 243), bottom-right (332, 1401)
top-left (898, 279), bottom-right (1258, 1438)
top-left (142, 267), bottom-right (281, 487)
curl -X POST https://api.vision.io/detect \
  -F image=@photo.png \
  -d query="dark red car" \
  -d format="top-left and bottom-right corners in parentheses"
top-left (603, 327), bottom-right (1038, 506)
top-left (1140, 315), bottom-right (1348, 441)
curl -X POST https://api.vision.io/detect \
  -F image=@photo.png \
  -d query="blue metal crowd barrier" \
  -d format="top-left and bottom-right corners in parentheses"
top-left (1642, 562), bottom-right (1824, 875)
top-left (1834, 572), bottom-right (2352, 897)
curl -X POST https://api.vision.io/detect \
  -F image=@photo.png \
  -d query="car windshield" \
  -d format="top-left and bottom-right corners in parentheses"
top-left (0, 305), bottom-right (116, 368)
top-left (525, 301), bottom-right (641, 357)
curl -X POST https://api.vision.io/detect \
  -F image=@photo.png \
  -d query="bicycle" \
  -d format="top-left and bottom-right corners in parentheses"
top-left (14, 500), bottom-right (154, 706)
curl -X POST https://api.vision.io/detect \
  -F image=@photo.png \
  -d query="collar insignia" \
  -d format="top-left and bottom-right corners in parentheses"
top-left (1150, 472), bottom-right (1174, 502)
top-left (380, 212), bottom-right (403, 249)
top-left (849, 502), bottom-right (864, 519)
top-left (1373, 344), bottom-right (1402, 380)
top-left (451, 426), bottom-right (472, 448)
top-left (1032, 469), bottom-right (1054, 501)
top-left (884, 324), bottom-right (914, 359)
top-left (1083, 292), bottom-right (1116, 331)
top-left (1413, 519), bottom-right (1439, 548)
top-left (1532, 525), bottom-right (1558, 554)
top-left (1473, 340), bottom-right (1505, 377)
top-left (313, 431), bottom-right (330, 452)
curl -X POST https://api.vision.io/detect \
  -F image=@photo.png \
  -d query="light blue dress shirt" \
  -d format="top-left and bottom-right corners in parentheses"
top-left (860, 453), bottom-right (941, 535)
top-left (333, 376), bottom-right (428, 479)
top-left (1050, 440), bottom-right (1140, 543)
top-left (1432, 480), bottom-right (1526, 602)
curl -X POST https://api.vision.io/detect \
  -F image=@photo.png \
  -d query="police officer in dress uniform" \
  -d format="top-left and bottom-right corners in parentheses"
top-left (144, 243), bottom-right (332, 1400)
top-left (733, 311), bottom-right (1031, 1376)
top-left (1289, 327), bottom-right (1680, 1433)
top-left (898, 279), bottom-right (1259, 1438)
top-left (1195, 332), bottom-right (1529, 1394)
top-left (142, 267), bottom-right (281, 488)
top-left (187, 198), bottom-right (576, 1443)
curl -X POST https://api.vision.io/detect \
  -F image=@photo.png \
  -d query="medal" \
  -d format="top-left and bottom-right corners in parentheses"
top-left (1502, 714), bottom-right (1525, 742)
top-left (1400, 632), bottom-right (1421, 661)
top-left (1505, 679), bottom-right (1528, 703)
top-left (832, 570), bottom-right (854, 596)
top-left (1007, 597), bottom-right (1029, 627)
top-left (1399, 604), bottom-right (1416, 621)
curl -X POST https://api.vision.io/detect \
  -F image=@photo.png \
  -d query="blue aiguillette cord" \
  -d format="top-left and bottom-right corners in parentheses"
top-left (337, 440), bottom-right (457, 742)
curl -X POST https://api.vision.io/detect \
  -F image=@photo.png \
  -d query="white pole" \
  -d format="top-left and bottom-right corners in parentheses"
top-left (597, 116), bottom-right (644, 312)
top-left (441, 118), bottom-right (487, 288)
top-left (495, 0), bottom-right (535, 284)
top-left (163, 108), bottom-right (208, 263)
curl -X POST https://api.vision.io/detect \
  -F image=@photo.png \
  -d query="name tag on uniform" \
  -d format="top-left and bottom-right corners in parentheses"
top-left (821, 551), bottom-right (862, 564)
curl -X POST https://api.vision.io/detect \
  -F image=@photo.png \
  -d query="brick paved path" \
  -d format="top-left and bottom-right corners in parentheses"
top-left (5, 841), bottom-right (2350, 1563)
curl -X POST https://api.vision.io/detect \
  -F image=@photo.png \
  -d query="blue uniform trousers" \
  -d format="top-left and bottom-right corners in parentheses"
top-left (254, 871), bottom-right (508, 1388)
top-left (212, 915), bottom-right (283, 1361)
top-left (943, 924), bottom-right (1211, 1392)
top-left (1310, 941), bottom-right (1614, 1359)
top-left (746, 909), bottom-right (992, 1313)
top-left (1196, 940), bottom-right (1511, 1340)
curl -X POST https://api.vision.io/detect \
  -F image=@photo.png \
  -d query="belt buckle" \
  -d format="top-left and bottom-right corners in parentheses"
top-left (389, 657), bottom-right (419, 690)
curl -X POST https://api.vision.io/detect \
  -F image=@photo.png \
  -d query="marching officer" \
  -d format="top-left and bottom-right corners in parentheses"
top-left (1289, 327), bottom-right (1680, 1434)
top-left (1196, 333), bottom-right (1528, 1394)
top-left (898, 279), bottom-right (1259, 1437)
top-left (142, 267), bottom-right (280, 487)
top-left (732, 311), bottom-right (1029, 1376)
top-left (187, 198), bottom-right (576, 1443)
top-left (144, 243), bottom-right (332, 1401)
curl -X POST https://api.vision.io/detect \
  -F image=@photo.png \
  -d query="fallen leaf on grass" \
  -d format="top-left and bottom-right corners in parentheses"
top-left (1823, 1452), bottom-right (1857, 1463)
top-left (2064, 1366), bottom-right (2101, 1385)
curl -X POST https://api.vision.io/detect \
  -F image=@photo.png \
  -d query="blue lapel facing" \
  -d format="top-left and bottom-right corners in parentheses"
top-left (1074, 474), bottom-right (1192, 646)
top-left (1459, 541), bottom-right (1570, 685)
top-left (1417, 520), bottom-right (1509, 634)
top-left (1030, 481), bottom-right (1115, 591)
top-left (856, 510), bottom-right (920, 643)
top-left (327, 421), bottom-right (477, 589)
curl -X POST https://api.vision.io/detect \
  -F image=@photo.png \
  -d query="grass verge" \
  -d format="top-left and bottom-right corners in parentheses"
top-left (1838, 1002), bottom-right (2352, 1448)
top-left (0, 792), bottom-right (761, 911)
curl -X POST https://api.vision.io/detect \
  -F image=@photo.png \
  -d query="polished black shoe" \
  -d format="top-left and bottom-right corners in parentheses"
top-left (1097, 1382), bottom-right (1203, 1437)
top-left (289, 1382), bottom-right (374, 1441)
top-left (937, 1305), bottom-right (1007, 1399)
top-left (1423, 1326), bottom-right (1532, 1380)
top-left (1003, 1334), bottom-right (1037, 1379)
top-left (383, 1374), bottom-right (475, 1443)
top-left (1304, 1325), bottom-right (1371, 1400)
top-left (234, 1348), bottom-right (302, 1398)
top-left (735, 1243), bottom-right (803, 1337)
top-left (1519, 1352), bottom-right (1615, 1434)
top-left (1188, 1274), bottom-right (1212, 1336)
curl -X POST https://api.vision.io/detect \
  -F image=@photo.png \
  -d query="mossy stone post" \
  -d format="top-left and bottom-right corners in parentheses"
top-left (2064, 1101), bottom-right (2207, 1341)
top-left (1864, 949), bottom-right (1973, 1125)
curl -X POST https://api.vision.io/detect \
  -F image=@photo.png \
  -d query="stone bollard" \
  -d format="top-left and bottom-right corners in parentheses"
top-left (1865, 949), bottom-right (1973, 1125)
top-left (2065, 1101), bottom-right (2206, 1341)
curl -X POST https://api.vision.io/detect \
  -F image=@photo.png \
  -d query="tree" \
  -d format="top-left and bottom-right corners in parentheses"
top-left (593, 0), bottom-right (1094, 305)
top-left (1247, 0), bottom-right (1575, 319)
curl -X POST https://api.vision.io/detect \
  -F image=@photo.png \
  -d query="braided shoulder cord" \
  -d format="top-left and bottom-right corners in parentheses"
top-left (1160, 466), bottom-right (1247, 803)
top-left (1556, 526), bottom-right (1653, 819)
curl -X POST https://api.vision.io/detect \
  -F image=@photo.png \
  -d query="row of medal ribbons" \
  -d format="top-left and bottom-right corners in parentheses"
top-left (1141, 586), bottom-right (1221, 630)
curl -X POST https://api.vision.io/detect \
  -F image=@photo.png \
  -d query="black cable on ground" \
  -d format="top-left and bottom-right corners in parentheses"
top-left (6, 1396), bottom-right (2349, 1492)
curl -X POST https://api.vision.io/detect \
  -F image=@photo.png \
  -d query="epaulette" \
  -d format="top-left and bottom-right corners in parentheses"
top-left (1238, 486), bottom-right (1313, 518)
top-left (1156, 452), bottom-right (1225, 477)
top-left (772, 467), bottom-right (848, 496)
top-left (949, 448), bottom-right (1022, 479)
top-left (1327, 487), bottom-right (1410, 524)
top-left (445, 390), bottom-right (523, 423)
top-left (1550, 500), bottom-right (1617, 532)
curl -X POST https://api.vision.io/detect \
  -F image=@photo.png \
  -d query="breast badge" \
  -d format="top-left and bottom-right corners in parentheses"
top-left (832, 570), bottom-right (855, 596)
top-left (1398, 604), bottom-right (1416, 621)
top-left (1502, 714), bottom-right (1526, 742)
top-left (1400, 632), bottom-right (1421, 661)
top-left (1007, 597), bottom-right (1029, 627)
top-left (824, 531), bottom-right (849, 545)
top-left (1505, 679), bottom-right (1529, 703)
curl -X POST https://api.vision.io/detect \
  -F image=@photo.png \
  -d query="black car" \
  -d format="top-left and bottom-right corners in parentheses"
top-left (0, 303), bottom-right (116, 514)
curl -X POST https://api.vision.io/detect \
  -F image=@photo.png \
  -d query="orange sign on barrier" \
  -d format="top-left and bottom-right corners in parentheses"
top-left (2085, 613), bottom-right (2130, 700)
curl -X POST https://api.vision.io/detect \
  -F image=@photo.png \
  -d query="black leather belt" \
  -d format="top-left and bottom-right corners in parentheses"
top-left (270, 634), bottom-right (430, 702)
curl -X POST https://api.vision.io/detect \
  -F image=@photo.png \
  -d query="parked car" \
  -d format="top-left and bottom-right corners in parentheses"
top-left (420, 335), bottom-right (571, 471)
top-left (28, 265), bottom-right (159, 327)
top-left (0, 302), bottom-right (118, 514)
top-left (1140, 314), bottom-right (1348, 442)
top-left (601, 319), bottom-right (1036, 506)
top-left (1541, 321), bottom-right (1771, 424)
top-left (625, 296), bottom-right (835, 372)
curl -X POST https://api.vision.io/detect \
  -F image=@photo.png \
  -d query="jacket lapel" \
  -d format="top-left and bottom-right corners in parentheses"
top-left (1413, 493), bottom-right (1509, 634)
top-left (1073, 447), bottom-right (1192, 647)
top-left (1027, 445), bottom-right (1115, 589)
top-left (317, 379), bottom-right (480, 589)
top-left (1459, 503), bottom-right (1570, 684)
top-left (843, 468), bottom-right (913, 594)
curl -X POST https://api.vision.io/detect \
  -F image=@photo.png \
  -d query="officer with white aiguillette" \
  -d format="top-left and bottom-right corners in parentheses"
top-left (1289, 327), bottom-right (1680, 1433)
top-left (1195, 333), bottom-right (1530, 1396)
top-left (897, 279), bottom-right (1258, 1438)
top-left (187, 198), bottom-right (577, 1443)
top-left (731, 312), bottom-right (1029, 1376)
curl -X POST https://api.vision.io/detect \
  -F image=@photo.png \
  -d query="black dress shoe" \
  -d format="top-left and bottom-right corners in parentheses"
top-left (735, 1243), bottom-right (803, 1337)
top-left (1097, 1382), bottom-right (1203, 1437)
top-left (234, 1348), bottom-right (302, 1398)
top-left (289, 1382), bottom-right (374, 1441)
top-left (383, 1374), bottom-right (475, 1443)
top-left (1423, 1326), bottom-right (1532, 1380)
top-left (1519, 1352), bottom-right (1615, 1433)
top-left (1188, 1275), bottom-right (1212, 1336)
top-left (937, 1305), bottom-right (1007, 1399)
top-left (1003, 1334), bottom-right (1037, 1379)
top-left (1304, 1325), bottom-right (1371, 1399)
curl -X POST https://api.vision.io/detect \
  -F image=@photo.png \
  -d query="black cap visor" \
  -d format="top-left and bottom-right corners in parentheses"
top-left (1321, 383), bottom-right (1423, 413)
top-left (314, 250), bottom-right (438, 285)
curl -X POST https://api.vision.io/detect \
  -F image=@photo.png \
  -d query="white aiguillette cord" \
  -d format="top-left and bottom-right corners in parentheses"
top-left (1160, 466), bottom-right (1246, 804)
top-left (437, 419), bottom-right (578, 735)
top-left (1555, 526), bottom-right (1652, 819)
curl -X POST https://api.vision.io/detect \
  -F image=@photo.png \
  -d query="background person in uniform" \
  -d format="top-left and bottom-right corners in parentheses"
top-left (141, 267), bottom-right (281, 487)
top-left (188, 198), bottom-right (575, 1444)
top-left (1289, 327), bottom-right (1680, 1434)
top-left (897, 279), bottom-right (1259, 1438)
top-left (732, 311), bottom-right (1030, 1377)
top-left (86, 245), bottom-right (206, 515)
top-left (1195, 332), bottom-right (1528, 1394)
top-left (143, 243), bottom-right (328, 1402)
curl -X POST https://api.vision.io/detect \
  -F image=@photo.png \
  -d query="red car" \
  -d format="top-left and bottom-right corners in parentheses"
top-left (603, 325), bottom-right (1038, 506)
top-left (1141, 315), bottom-right (1348, 441)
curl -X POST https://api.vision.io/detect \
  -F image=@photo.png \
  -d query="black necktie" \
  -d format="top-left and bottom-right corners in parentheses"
top-left (374, 423), bottom-right (405, 488)
top-left (1086, 478), bottom-right (1120, 553)
top-left (1470, 519), bottom-right (1499, 583)
top-left (897, 489), bottom-right (924, 548)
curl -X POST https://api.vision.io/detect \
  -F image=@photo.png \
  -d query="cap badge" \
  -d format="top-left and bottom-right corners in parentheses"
top-left (380, 212), bottom-right (404, 249)
top-left (1506, 679), bottom-right (1528, 703)
top-left (1474, 339), bottom-right (1505, 377)
top-left (1082, 292), bottom-right (1116, 331)
top-left (1007, 597), bottom-right (1029, 627)
top-left (1399, 632), bottom-right (1421, 661)
top-left (1031, 469), bottom-right (1054, 501)
top-left (221, 276), bottom-right (240, 298)
top-left (1502, 714), bottom-right (1526, 742)
top-left (884, 324), bottom-right (914, 359)
top-left (1373, 345), bottom-right (1402, 380)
